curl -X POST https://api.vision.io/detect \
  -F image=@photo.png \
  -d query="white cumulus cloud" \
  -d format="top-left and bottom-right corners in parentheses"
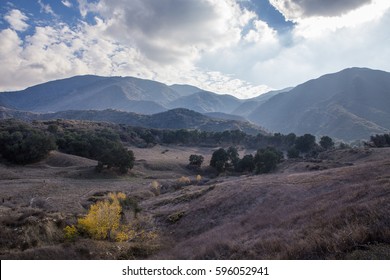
top-left (4, 9), bottom-right (29, 32)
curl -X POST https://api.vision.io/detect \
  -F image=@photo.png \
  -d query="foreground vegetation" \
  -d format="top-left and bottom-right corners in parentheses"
top-left (0, 119), bottom-right (341, 175)
top-left (0, 119), bottom-right (389, 260)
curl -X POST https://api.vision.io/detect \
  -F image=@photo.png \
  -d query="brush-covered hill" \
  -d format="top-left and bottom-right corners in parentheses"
top-left (249, 68), bottom-right (390, 140)
top-left (0, 107), bottom-right (266, 135)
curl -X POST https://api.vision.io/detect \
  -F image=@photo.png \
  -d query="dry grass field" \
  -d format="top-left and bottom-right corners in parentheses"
top-left (0, 145), bottom-right (389, 259)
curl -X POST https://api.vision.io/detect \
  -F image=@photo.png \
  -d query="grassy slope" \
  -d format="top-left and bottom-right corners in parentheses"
top-left (0, 147), bottom-right (389, 259)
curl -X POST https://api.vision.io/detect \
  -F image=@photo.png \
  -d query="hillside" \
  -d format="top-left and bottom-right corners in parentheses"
top-left (0, 107), bottom-right (266, 135)
top-left (168, 91), bottom-right (242, 113)
top-left (1, 142), bottom-right (389, 259)
top-left (249, 68), bottom-right (390, 140)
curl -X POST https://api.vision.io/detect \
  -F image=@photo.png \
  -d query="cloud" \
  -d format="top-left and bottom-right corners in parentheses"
top-left (61, 0), bottom-right (73, 8)
top-left (4, 9), bottom-right (29, 31)
top-left (269, 0), bottom-right (372, 20)
top-left (38, 0), bottom-right (56, 16)
top-left (78, 0), bottom-right (255, 65)
top-left (249, 7), bottom-right (390, 88)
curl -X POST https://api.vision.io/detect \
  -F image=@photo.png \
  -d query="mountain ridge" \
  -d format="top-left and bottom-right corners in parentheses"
top-left (1, 67), bottom-right (390, 140)
top-left (0, 106), bottom-right (266, 135)
top-left (248, 67), bottom-right (390, 140)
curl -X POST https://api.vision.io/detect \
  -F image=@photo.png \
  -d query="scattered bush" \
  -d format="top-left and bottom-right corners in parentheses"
top-left (63, 225), bottom-right (78, 241)
top-left (177, 176), bottom-right (191, 186)
top-left (120, 196), bottom-right (142, 219)
top-left (150, 181), bottom-right (161, 196)
top-left (167, 211), bottom-right (185, 224)
top-left (189, 154), bottom-right (204, 167)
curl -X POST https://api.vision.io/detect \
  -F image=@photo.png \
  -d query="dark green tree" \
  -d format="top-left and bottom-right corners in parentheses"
top-left (189, 154), bottom-right (204, 167)
top-left (226, 146), bottom-right (240, 169)
top-left (319, 136), bottom-right (334, 150)
top-left (235, 154), bottom-right (255, 173)
top-left (254, 147), bottom-right (282, 174)
top-left (295, 134), bottom-right (316, 153)
top-left (210, 148), bottom-right (229, 173)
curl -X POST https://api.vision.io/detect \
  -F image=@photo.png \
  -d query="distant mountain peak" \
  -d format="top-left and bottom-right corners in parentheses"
top-left (249, 67), bottom-right (390, 140)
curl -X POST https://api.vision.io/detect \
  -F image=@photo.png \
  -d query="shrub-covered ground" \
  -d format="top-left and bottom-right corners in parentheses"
top-left (0, 133), bottom-right (389, 259)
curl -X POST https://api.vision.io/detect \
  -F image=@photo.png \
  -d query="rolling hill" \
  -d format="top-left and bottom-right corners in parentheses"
top-left (168, 91), bottom-right (242, 113)
top-left (0, 107), bottom-right (266, 135)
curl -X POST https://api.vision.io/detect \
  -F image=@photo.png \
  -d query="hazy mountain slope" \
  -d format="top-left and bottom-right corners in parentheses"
top-left (0, 106), bottom-right (37, 121)
top-left (232, 88), bottom-right (292, 117)
top-left (249, 68), bottom-right (390, 140)
top-left (0, 75), bottom-right (178, 114)
top-left (204, 112), bottom-right (247, 122)
top-left (169, 84), bottom-right (205, 97)
top-left (168, 91), bottom-right (242, 113)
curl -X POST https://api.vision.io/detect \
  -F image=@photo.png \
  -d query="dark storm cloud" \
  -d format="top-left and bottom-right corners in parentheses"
top-left (270, 0), bottom-right (372, 19)
top-left (298, 0), bottom-right (372, 16)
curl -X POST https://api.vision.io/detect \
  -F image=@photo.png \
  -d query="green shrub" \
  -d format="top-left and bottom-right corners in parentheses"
top-left (189, 154), bottom-right (204, 167)
top-left (235, 154), bottom-right (255, 172)
top-left (254, 147), bottom-right (283, 174)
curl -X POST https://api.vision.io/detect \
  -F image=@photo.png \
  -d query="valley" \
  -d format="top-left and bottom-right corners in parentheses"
top-left (1, 140), bottom-right (389, 259)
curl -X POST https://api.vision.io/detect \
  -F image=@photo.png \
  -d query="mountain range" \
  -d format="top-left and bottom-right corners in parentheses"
top-left (0, 67), bottom-right (389, 141)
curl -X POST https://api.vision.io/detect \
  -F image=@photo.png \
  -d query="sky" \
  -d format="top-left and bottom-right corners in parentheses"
top-left (1, 0), bottom-right (390, 98)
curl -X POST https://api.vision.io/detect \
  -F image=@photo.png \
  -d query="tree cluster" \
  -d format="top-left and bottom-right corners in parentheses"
top-left (0, 120), bottom-right (135, 173)
top-left (0, 120), bottom-right (56, 164)
top-left (55, 129), bottom-right (135, 173)
top-left (370, 133), bottom-right (390, 147)
top-left (189, 154), bottom-right (204, 167)
top-left (209, 146), bottom-right (283, 174)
